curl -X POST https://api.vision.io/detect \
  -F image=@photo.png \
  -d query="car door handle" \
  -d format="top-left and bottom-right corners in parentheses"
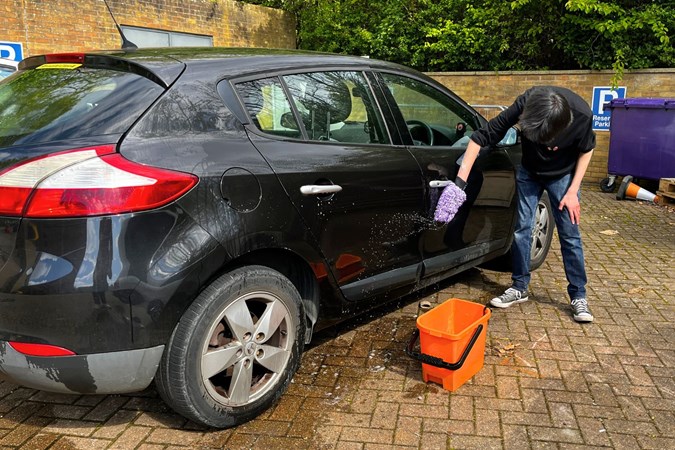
top-left (300, 184), bottom-right (343, 195)
top-left (429, 180), bottom-right (453, 188)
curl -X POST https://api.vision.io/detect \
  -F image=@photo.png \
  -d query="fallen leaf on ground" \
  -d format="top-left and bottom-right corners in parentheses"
top-left (600, 229), bottom-right (619, 235)
top-left (488, 340), bottom-right (520, 357)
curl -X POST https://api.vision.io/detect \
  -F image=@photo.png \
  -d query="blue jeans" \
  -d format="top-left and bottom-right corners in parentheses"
top-left (511, 167), bottom-right (587, 300)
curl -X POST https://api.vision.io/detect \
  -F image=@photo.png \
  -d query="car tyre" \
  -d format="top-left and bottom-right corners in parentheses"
top-left (481, 193), bottom-right (554, 272)
top-left (155, 265), bottom-right (304, 428)
top-left (528, 192), bottom-right (554, 271)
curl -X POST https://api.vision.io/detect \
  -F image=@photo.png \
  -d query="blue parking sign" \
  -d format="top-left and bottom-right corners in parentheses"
top-left (591, 86), bottom-right (626, 131)
top-left (0, 41), bottom-right (24, 62)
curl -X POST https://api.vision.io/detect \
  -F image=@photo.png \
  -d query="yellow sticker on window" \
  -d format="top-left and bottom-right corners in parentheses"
top-left (36, 63), bottom-right (82, 70)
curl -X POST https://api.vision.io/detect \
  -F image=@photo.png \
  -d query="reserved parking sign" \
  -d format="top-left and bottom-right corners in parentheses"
top-left (591, 86), bottom-right (627, 131)
top-left (0, 41), bottom-right (24, 62)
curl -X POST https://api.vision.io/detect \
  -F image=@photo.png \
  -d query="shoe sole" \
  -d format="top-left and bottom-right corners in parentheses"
top-left (490, 296), bottom-right (529, 308)
top-left (573, 314), bottom-right (594, 323)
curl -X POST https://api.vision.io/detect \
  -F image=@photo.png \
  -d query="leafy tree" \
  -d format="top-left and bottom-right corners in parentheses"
top-left (240, 0), bottom-right (674, 77)
top-left (563, 0), bottom-right (673, 80)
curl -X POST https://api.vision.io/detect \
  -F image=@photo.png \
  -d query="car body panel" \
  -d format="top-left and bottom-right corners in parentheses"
top-left (0, 341), bottom-right (163, 394)
top-left (370, 70), bottom-right (518, 278)
top-left (229, 68), bottom-right (429, 303)
top-left (0, 205), bottom-right (221, 354)
top-left (248, 132), bottom-right (426, 302)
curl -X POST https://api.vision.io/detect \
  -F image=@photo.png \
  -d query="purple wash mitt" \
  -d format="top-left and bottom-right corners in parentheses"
top-left (434, 182), bottom-right (467, 223)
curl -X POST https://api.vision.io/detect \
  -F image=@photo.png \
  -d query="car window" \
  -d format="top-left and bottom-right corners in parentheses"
top-left (283, 71), bottom-right (389, 145)
top-left (380, 73), bottom-right (478, 148)
top-left (236, 77), bottom-right (302, 139)
top-left (0, 67), bottom-right (164, 147)
top-left (236, 71), bottom-right (390, 145)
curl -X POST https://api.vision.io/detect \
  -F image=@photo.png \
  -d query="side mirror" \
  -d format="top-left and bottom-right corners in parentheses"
top-left (497, 127), bottom-right (519, 146)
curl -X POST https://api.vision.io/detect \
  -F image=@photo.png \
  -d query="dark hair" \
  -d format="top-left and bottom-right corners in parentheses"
top-left (519, 88), bottom-right (573, 144)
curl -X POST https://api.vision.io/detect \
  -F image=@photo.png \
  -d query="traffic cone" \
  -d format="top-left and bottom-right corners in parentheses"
top-left (616, 176), bottom-right (661, 203)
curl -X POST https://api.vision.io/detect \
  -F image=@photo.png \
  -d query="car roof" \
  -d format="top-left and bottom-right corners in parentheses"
top-left (18, 47), bottom-right (422, 89)
top-left (18, 47), bottom-right (441, 100)
top-left (99, 47), bottom-right (418, 78)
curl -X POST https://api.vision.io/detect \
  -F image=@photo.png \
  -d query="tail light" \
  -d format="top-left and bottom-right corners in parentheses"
top-left (0, 146), bottom-right (198, 217)
top-left (9, 342), bottom-right (76, 356)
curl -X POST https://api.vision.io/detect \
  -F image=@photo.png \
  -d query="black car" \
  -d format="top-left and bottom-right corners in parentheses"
top-left (0, 48), bottom-right (553, 428)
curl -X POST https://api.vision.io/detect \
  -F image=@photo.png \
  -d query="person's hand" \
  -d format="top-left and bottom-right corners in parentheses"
top-left (560, 190), bottom-right (581, 224)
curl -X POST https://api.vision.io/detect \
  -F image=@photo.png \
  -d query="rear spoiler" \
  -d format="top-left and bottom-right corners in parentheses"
top-left (19, 53), bottom-right (170, 88)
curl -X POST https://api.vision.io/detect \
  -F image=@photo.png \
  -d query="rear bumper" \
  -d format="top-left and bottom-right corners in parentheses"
top-left (0, 341), bottom-right (164, 394)
top-left (0, 206), bottom-right (221, 353)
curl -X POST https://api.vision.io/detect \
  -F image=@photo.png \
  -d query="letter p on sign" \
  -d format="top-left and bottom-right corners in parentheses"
top-left (0, 42), bottom-right (24, 61)
top-left (597, 89), bottom-right (618, 115)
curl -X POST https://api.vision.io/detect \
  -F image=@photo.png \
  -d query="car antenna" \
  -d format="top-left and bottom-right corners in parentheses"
top-left (103, 0), bottom-right (138, 50)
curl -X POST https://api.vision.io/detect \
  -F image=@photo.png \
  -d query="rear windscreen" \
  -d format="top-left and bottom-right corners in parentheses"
top-left (0, 66), bottom-right (165, 147)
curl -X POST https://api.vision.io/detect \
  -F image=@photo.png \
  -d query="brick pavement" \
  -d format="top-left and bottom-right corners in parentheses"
top-left (0, 188), bottom-right (673, 449)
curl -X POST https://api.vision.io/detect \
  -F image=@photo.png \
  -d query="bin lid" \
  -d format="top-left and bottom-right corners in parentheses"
top-left (609, 98), bottom-right (675, 109)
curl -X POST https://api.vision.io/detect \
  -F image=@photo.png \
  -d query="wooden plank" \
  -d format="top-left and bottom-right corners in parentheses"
top-left (658, 178), bottom-right (675, 195)
top-left (656, 191), bottom-right (675, 206)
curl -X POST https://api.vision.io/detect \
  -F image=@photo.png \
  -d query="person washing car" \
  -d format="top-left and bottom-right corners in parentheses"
top-left (455, 86), bottom-right (596, 323)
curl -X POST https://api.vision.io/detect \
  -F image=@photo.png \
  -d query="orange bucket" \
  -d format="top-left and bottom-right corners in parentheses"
top-left (406, 298), bottom-right (491, 391)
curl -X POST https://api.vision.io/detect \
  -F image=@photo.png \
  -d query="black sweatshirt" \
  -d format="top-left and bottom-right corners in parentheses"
top-left (470, 86), bottom-right (596, 178)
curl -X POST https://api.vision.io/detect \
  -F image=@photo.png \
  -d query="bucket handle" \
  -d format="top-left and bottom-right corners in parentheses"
top-left (405, 324), bottom-right (484, 371)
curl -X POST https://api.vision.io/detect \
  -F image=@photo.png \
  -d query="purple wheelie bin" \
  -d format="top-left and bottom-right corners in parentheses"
top-left (600, 98), bottom-right (675, 192)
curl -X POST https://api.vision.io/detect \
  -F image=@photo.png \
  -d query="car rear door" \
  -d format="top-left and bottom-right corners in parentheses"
top-left (234, 70), bottom-right (426, 302)
top-left (374, 71), bottom-right (518, 281)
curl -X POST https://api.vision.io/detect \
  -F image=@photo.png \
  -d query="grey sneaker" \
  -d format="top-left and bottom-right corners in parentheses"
top-left (571, 298), bottom-right (594, 322)
top-left (490, 288), bottom-right (529, 308)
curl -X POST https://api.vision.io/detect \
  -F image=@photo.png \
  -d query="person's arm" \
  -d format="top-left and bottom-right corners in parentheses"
top-left (559, 149), bottom-right (593, 224)
top-left (456, 90), bottom-right (530, 187)
top-left (456, 138), bottom-right (481, 185)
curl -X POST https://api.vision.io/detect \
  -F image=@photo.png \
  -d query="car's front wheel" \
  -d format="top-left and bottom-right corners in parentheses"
top-left (529, 192), bottom-right (554, 271)
top-left (155, 266), bottom-right (304, 428)
top-left (481, 193), bottom-right (554, 272)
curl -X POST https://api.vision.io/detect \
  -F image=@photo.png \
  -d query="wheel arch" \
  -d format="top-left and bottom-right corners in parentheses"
top-left (479, 191), bottom-right (553, 272)
top-left (155, 263), bottom-right (308, 428)
top-left (219, 248), bottom-right (326, 344)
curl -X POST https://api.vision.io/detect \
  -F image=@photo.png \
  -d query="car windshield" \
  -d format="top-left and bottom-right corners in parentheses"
top-left (0, 66), bottom-right (164, 147)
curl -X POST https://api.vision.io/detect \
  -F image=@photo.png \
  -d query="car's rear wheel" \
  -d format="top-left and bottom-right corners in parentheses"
top-left (155, 266), bottom-right (304, 428)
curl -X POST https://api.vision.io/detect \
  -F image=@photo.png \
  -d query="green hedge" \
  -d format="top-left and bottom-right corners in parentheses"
top-left (242, 0), bottom-right (673, 83)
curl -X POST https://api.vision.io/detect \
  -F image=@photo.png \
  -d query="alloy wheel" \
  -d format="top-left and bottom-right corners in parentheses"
top-left (200, 291), bottom-right (294, 407)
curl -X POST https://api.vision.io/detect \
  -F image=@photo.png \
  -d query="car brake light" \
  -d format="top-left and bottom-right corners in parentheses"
top-left (44, 53), bottom-right (86, 64)
top-left (9, 342), bottom-right (76, 357)
top-left (0, 146), bottom-right (198, 217)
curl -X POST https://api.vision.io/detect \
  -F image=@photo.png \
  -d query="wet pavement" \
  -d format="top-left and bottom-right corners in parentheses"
top-left (0, 188), bottom-right (673, 449)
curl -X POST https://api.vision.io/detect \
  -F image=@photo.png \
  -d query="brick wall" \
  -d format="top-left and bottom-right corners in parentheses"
top-left (428, 69), bottom-right (675, 183)
top-left (1, 0), bottom-right (296, 56)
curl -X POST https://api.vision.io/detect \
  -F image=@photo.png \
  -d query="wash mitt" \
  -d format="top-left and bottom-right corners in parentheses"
top-left (434, 181), bottom-right (467, 223)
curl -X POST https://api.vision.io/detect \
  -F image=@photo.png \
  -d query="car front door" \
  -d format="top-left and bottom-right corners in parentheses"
top-left (235, 71), bottom-right (426, 302)
top-left (375, 72), bottom-right (518, 282)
